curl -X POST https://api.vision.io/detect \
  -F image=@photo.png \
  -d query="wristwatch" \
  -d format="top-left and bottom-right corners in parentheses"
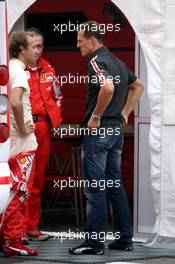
top-left (91, 114), bottom-right (101, 122)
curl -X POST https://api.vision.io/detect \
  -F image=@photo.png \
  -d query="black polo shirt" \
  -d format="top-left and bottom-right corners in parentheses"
top-left (81, 46), bottom-right (137, 127)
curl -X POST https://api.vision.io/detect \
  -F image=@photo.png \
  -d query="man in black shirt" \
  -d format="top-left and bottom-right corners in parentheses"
top-left (69, 21), bottom-right (144, 255)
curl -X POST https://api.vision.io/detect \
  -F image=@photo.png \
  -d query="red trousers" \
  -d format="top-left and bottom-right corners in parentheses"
top-left (24, 122), bottom-right (50, 232)
top-left (1, 152), bottom-right (35, 240)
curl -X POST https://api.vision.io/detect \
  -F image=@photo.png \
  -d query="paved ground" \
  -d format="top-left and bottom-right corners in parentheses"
top-left (1, 257), bottom-right (175, 264)
top-left (130, 258), bottom-right (175, 264)
top-left (1, 239), bottom-right (175, 264)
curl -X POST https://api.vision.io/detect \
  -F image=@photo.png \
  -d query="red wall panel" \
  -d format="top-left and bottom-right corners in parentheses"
top-left (27, 0), bottom-right (135, 203)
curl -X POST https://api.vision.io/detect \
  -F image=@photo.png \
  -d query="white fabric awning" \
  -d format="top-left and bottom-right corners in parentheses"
top-left (112, 0), bottom-right (175, 246)
top-left (7, 0), bottom-right (37, 32)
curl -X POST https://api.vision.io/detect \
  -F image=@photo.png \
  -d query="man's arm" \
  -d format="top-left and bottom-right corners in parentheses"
top-left (88, 79), bottom-right (114, 129)
top-left (11, 87), bottom-right (34, 135)
top-left (122, 79), bottom-right (144, 124)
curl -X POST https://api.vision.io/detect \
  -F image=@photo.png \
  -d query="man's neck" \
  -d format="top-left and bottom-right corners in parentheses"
top-left (90, 44), bottom-right (103, 57)
top-left (92, 44), bottom-right (103, 54)
top-left (17, 54), bottom-right (27, 66)
top-left (28, 62), bottom-right (38, 68)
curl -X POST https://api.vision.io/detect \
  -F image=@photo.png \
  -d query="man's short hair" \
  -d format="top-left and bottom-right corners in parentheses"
top-left (26, 27), bottom-right (44, 38)
top-left (78, 21), bottom-right (104, 43)
top-left (9, 31), bottom-right (28, 59)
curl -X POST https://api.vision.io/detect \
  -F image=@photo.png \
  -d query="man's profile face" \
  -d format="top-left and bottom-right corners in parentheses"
top-left (31, 35), bottom-right (43, 62)
top-left (23, 36), bottom-right (37, 65)
top-left (77, 31), bottom-right (94, 57)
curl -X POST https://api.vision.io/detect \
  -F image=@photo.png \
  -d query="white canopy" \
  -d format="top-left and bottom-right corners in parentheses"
top-left (7, 0), bottom-right (36, 32)
top-left (112, 0), bottom-right (175, 247)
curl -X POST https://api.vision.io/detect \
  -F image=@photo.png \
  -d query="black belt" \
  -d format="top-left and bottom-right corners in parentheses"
top-left (32, 115), bottom-right (50, 122)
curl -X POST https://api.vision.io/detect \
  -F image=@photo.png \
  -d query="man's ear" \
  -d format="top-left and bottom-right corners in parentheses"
top-left (91, 36), bottom-right (97, 45)
top-left (20, 46), bottom-right (25, 54)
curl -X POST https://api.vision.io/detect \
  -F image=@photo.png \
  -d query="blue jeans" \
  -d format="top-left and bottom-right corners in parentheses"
top-left (82, 125), bottom-right (132, 245)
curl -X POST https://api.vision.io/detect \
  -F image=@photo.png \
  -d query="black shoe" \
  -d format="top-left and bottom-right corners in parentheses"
top-left (108, 241), bottom-right (133, 251)
top-left (68, 240), bottom-right (104, 255)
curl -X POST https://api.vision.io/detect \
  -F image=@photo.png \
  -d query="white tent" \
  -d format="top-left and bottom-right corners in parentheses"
top-left (112, 0), bottom-right (175, 248)
top-left (6, 0), bottom-right (36, 32)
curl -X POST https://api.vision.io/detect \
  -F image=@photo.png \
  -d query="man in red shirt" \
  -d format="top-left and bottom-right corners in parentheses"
top-left (24, 28), bottom-right (62, 241)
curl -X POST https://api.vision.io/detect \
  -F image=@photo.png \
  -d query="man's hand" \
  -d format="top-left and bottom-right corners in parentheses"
top-left (121, 79), bottom-right (144, 122)
top-left (23, 121), bottom-right (35, 135)
top-left (13, 121), bottom-right (35, 136)
top-left (88, 115), bottom-right (100, 129)
top-left (121, 112), bottom-right (128, 126)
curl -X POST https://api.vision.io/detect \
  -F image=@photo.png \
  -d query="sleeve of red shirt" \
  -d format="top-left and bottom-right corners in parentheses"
top-left (51, 69), bottom-right (63, 110)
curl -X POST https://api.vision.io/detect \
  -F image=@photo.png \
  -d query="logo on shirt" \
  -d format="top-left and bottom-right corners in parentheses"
top-left (40, 74), bottom-right (46, 82)
top-left (18, 157), bottom-right (27, 165)
top-left (40, 73), bottom-right (53, 83)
